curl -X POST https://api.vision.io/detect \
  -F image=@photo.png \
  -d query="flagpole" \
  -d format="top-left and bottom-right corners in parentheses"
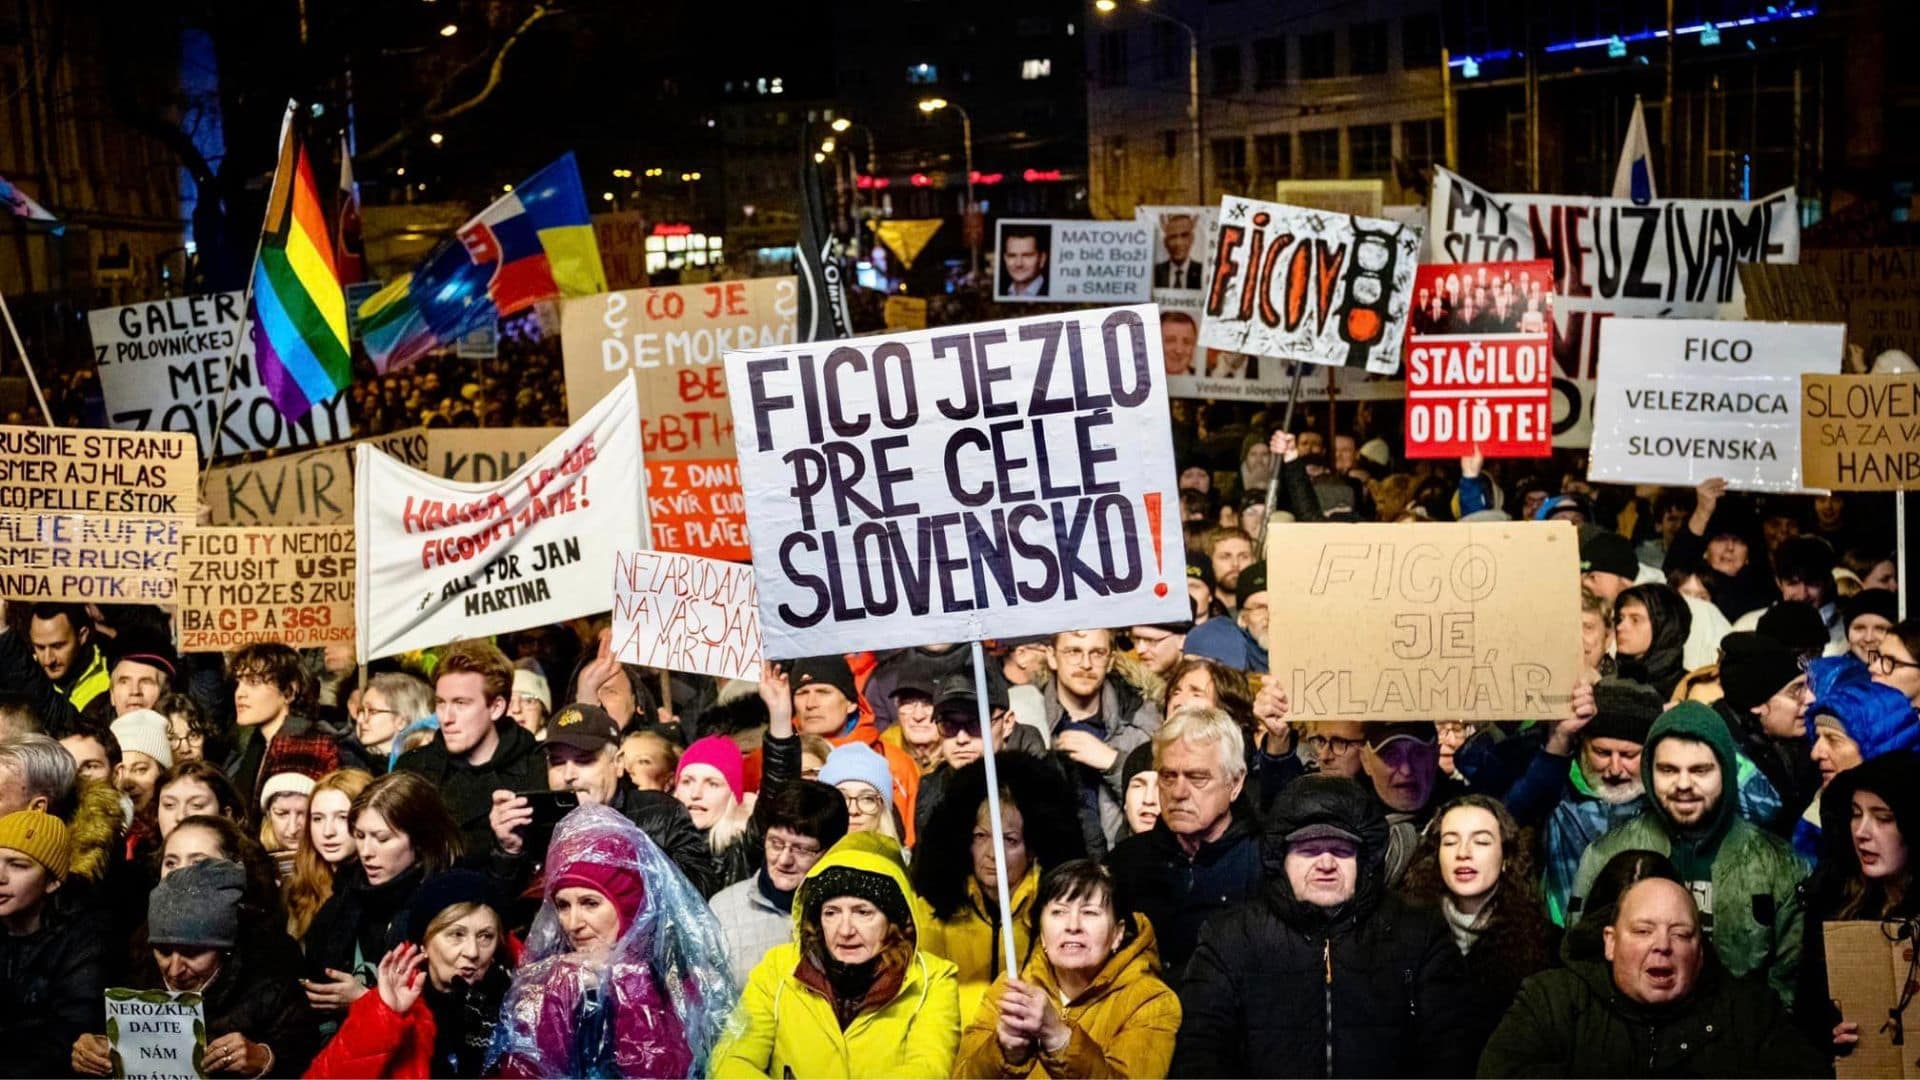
top-left (0, 287), bottom-right (54, 426)
top-left (1258, 360), bottom-right (1307, 552)
top-left (969, 640), bottom-right (1019, 979)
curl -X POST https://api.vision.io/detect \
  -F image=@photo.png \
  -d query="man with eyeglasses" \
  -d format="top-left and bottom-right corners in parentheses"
top-left (708, 780), bottom-right (848, 986)
top-left (1042, 629), bottom-right (1162, 858)
top-left (1713, 631), bottom-right (1819, 837)
top-left (1303, 720), bottom-right (1368, 779)
top-left (1107, 706), bottom-right (1261, 978)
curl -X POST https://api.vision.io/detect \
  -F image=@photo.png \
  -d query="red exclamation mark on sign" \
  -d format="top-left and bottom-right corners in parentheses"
top-left (1144, 492), bottom-right (1168, 597)
top-left (579, 473), bottom-right (590, 508)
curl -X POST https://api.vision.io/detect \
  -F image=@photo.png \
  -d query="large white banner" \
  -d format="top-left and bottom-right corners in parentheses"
top-left (1198, 195), bottom-right (1422, 375)
top-left (724, 305), bottom-right (1189, 659)
top-left (355, 378), bottom-right (644, 660)
top-left (1428, 168), bottom-right (1801, 447)
top-left (88, 293), bottom-right (350, 459)
top-left (1589, 319), bottom-right (1845, 493)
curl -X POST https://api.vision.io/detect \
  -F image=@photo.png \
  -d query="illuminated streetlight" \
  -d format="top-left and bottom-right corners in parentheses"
top-left (438, 22), bottom-right (458, 37)
top-left (918, 98), bottom-right (977, 278)
top-left (396, 166), bottom-right (407, 177)
top-left (814, 152), bottom-right (826, 163)
top-left (917, 97), bottom-right (949, 113)
top-left (602, 191), bottom-right (615, 202)
top-left (428, 132), bottom-right (444, 145)
top-left (1094, 0), bottom-right (1116, 10)
top-left (831, 117), bottom-right (852, 133)
top-left (821, 137), bottom-right (836, 153)
top-left (1095, 0), bottom-right (1200, 203)
top-left (502, 184), bottom-right (513, 192)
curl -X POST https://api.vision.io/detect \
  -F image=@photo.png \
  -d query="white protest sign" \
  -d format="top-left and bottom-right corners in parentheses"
top-left (725, 305), bottom-right (1188, 659)
top-left (355, 378), bottom-right (644, 661)
top-left (1429, 167), bottom-right (1801, 447)
top-left (993, 219), bottom-right (1151, 304)
top-left (104, 987), bottom-right (205, 1079)
top-left (1198, 195), bottom-right (1422, 375)
top-left (612, 550), bottom-right (762, 681)
top-left (88, 293), bottom-right (351, 459)
top-left (1589, 319), bottom-right (1845, 493)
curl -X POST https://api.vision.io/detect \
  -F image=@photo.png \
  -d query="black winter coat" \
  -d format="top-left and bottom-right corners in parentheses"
top-left (302, 862), bottom-right (422, 984)
top-left (128, 945), bottom-right (321, 1077)
top-left (0, 904), bottom-right (107, 1077)
top-left (394, 718), bottom-right (546, 862)
top-left (1478, 956), bottom-right (1828, 1078)
top-left (1106, 805), bottom-right (1263, 978)
top-left (1171, 775), bottom-right (1473, 1079)
top-left (608, 782), bottom-right (718, 897)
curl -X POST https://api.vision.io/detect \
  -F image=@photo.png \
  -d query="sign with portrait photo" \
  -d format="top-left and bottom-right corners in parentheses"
top-left (1135, 205), bottom-right (1218, 300)
top-left (992, 219), bottom-right (1152, 304)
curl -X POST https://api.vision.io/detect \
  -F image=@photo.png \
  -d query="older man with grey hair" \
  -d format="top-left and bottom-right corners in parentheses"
top-left (1106, 705), bottom-right (1261, 976)
top-left (0, 733), bottom-right (78, 819)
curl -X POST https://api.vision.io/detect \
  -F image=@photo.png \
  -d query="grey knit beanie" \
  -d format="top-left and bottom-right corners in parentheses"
top-left (148, 858), bottom-right (244, 949)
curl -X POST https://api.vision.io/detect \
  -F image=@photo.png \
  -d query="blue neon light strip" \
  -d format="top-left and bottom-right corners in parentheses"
top-left (1447, 4), bottom-right (1817, 68)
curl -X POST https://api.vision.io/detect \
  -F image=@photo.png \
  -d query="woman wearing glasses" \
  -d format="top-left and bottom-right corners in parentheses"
top-left (349, 672), bottom-right (434, 775)
top-left (1795, 750), bottom-right (1920, 1057)
top-left (1869, 620), bottom-right (1920, 707)
top-left (821, 742), bottom-right (905, 843)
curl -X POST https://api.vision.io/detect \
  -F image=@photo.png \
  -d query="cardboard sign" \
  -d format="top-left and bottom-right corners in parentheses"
top-left (1199, 195), bottom-right (1421, 375)
top-left (724, 304), bottom-right (1188, 659)
top-left (178, 526), bottom-right (355, 652)
top-left (1589, 319), bottom-right (1845, 493)
top-left (1135, 205), bottom-right (1218, 301)
top-left (593, 211), bottom-right (651, 291)
top-left (883, 295), bottom-right (928, 332)
top-left (1429, 168), bottom-right (1801, 447)
top-left (1404, 260), bottom-right (1556, 459)
top-left (1273, 179), bottom-right (1385, 218)
top-left (424, 427), bottom-right (566, 483)
top-left (104, 986), bottom-right (205, 1079)
top-left (1739, 263), bottom-right (1845, 324)
top-left (0, 427), bottom-right (195, 603)
top-left (992, 219), bottom-right (1152, 304)
top-left (1824, 921), bottom-right (1919, 1079)
top-left (561, 278), bottom-right (797, 560)
top-left (88, 293), bottom-right (351, 459)
top-left (203, 429), bottom-right (429, 526)
top-left (1806, 248), bottom-right (1920, 363)
top-left (612, 550), bottom-right (762, 681)
top-left (356, 379), bottom-right (644, 661)
top-left (1265, 521), bottom-right (1582, 722)
top-left (1802, 373), bottom-right (1920, 490)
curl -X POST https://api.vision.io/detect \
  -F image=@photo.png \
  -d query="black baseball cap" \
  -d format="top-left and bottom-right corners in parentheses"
top-left (544, 703), bottom-right (620, 753)
top-left (932, 672), bottom-right (1009, 715)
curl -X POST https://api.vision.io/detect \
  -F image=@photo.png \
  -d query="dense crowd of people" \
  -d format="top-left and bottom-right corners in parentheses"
top-left (0, 390), bottom-right (1909, 1078)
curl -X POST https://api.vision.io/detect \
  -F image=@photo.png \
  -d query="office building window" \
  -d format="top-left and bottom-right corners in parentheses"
top-left (1301, 129), bottom-right (1340, 177)
top-left (1212, 137), bottom-right (1248, 190)
top-left (1254, 36), bottom-right (1287, 87)
top-left (1154, 23), bottom-right (1184, 80)
top-left (1403, 13), bottom-right (1441, 68)
top-left (1098, 31), bottom-right (1129, 87)
top-left (1255, 133), bottom-right (1292, 181)
top-left (1211, 44), bottom-right (1242, 95)
top-left (1350, 123), bottom-right (1393, 176)
top-left (1162, 130), bottom-right (1179, 158)
top-left (1402, 118), bottom-right (1444, 170)
top-left (1350, 21), bottom-right (1389, 75)
top-left (907, 62), bottom-right (939, 84)
top-left (1300, 30), bottom-right (1336, 79)
top-left (1021, 58), bottom-right (1052, 79)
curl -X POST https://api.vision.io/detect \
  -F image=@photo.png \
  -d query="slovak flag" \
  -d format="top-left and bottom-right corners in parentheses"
top-left (1611, 97), bottom-right (1658, 206)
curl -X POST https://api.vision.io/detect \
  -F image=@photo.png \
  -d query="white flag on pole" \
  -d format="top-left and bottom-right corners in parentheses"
top-left (1611, 97), bottom-right (1658, 205)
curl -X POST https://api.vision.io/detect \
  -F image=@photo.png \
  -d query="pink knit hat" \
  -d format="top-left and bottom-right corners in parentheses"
top-left (675, 735), bottom-right (744, 802)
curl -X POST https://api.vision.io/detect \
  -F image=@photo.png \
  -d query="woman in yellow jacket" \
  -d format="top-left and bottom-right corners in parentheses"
top-left (712, 832), bottom-right (961, 1078)
top-left (954, 860), bottom-right (1182, 1079)
top-left (914, 755), bottom-right (1088, 1022)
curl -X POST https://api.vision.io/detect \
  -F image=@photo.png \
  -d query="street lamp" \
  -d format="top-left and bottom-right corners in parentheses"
top-left (919, 97), bottom-right (977, 278)
top-left (831, 117), bottom-right (852, 133)
top-left (1095, 0), bottom-right (1202, 205)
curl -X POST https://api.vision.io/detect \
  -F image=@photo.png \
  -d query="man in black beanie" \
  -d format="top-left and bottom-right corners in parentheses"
top-left (1501, 678), bottom-right (1664, 924)
top-left (1714, 631), bottom-right (1817, 835)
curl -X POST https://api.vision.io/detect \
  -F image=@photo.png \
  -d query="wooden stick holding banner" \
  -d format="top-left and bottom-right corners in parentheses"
top-left (970, 640), bottom-right (1019, 979)
top-left (0, 286), bottom-right (54, 426)
top-left (1900, 493), bottom-right (1909, 621)
top-left (1257, 359), bottom-right (1307, 552)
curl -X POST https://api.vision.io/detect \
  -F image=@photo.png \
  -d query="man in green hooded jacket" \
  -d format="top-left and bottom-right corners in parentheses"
top-left (1568, 702), bottom-right (1809, 1007)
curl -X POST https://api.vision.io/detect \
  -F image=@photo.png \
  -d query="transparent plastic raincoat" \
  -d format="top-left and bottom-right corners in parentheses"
top-left (485, 803), bottom-right (737, 1078)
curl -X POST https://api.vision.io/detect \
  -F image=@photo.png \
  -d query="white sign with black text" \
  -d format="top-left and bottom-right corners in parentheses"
top-left (992, 219), bottom-right (1152, 304)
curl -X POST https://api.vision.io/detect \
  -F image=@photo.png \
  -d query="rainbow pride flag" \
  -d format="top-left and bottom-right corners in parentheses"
top-left (249, 102), bottom-right (351, 420)
top-left (358, 152), bottom-right (605, 372)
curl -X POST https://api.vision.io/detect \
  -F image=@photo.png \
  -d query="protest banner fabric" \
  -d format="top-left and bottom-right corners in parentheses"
top-left (1265, 521), bottom-right (1582, 722)
top-left (88, 293), bottom-right (351, 458)
top-left (1403, 260), bottom-right (1556, 459)
top-left (104, 987), bottom-right (205, 1079)
top-left (992, 219), bottom-right (1151, 304)
top-left (355, 378), bottom-right (643, 661)
top-left (0, 427), bottom-right (194, 604)
top-left (725, 304), bottom-right (1188, 659)
top-left (561, 278), bottom-right (796, 560)
top-left (1589, 319), bottom-right (1844, 493)
top-left (612, 550), bottom-right (762, 682)
top-left (1429, 167), bottom-right (1801, 447)
top-left (203, 429), bottom-right (428, 526)
top-left (1824, 921), bottom-right (1919, 1079)
top-left (424, 427), bottom-right (565, 483)
top-left (1272, 179), bottom-right (1385, 218)
top-left (1802, 373), bottom-right (1920, 490)
top-left (178, 526), bottom-right (355, 652)
top-left (1805, 248), bottom-right (1920, 362)
top-left (1198, 196), bottom-right (1421, 375)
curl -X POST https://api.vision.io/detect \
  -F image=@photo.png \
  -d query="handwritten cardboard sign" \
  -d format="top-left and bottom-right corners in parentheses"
top-left (104, 987), bottom-right (205, 1080)
top-left (424, 427), bottom-right (566, 483)
top-left (1265, 521), bottom-right (1581, 722)
top-left (1824, 921), bottom-right (1920, 1079)
top-left (612, 550), bottom-right (762, 681)
top-left (1806, 248), bottom-right (1920, 363)
top-left (561, 278), bottom-right (796, 560)
top-left (0, 427), bottom-right (195, 603)
top-left (1801, 373), bottom-right (1920, 490)
top-left (724, 304), bottom-right (1186, 659)
top-left (592, 211), bottom-right (651, 291)
top-left (202, 429), bottom-right (428, 526)
top-left (88, 293), bottom-right (351, 459)
top-left (177, 526), bottom-right (355, 652)
top-left (1739, 262), bottom-right (1845, 325)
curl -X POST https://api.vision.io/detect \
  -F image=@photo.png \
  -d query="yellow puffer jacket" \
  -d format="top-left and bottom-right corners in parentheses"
top-left (712, 835), bottom-right (962, 1079)
top-left (952, 914), bottom-right (1182, 1079)
top-left (921, 866), bottom-right (1039, 1023)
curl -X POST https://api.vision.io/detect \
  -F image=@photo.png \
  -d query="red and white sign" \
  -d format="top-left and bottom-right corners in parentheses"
top-left (1403, 260), bottom-right (1556, 459)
